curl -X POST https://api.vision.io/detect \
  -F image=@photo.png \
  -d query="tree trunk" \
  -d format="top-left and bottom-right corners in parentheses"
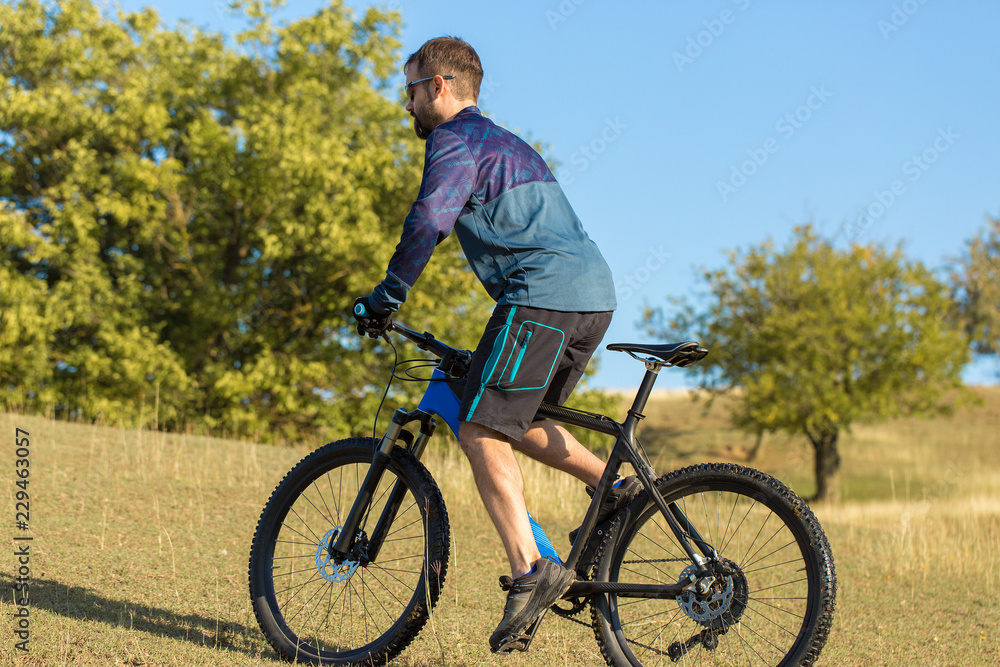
top-left (809, 431), bottom-right (841, 503)
top-left (747, 430), bottom-right (765, 462)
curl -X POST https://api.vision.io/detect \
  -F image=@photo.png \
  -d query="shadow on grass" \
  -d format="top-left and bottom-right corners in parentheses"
top-left (0, 573), bottom-right (277, 661)
top-left (1, 573), bottom-right (434, 665)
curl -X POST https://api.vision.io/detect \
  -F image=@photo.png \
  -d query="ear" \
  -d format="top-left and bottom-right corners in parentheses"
top-left (430, 74), bottom-right (449, 100)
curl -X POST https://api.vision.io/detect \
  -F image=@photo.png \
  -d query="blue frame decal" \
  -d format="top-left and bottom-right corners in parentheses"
top-left (417, 369), bottom-right (462, 438)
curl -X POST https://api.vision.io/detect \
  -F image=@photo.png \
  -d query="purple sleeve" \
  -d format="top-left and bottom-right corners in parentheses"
top-left (371, 129), bottom-right (476, 312)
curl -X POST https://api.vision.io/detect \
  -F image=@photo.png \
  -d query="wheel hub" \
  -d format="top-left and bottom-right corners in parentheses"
top-left (676, 559), bottom-right (749, 628)
top-left (315, 527), bottom-right (362, 582)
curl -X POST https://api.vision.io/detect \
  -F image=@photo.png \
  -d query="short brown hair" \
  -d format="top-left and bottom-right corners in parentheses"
top-left (404, 37), bottom-right (483, 103)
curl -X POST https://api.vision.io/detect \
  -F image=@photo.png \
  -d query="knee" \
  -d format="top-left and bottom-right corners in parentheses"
top-left (458, 434), bottom-right (475, 458)
top-left (458, 421), bottom-right (509, 458)
top-left (458, 421), bottom-right (484, 457)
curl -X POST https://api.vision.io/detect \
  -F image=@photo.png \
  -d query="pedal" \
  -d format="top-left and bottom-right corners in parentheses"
top-left (491, 610), bottom-right (548, 654)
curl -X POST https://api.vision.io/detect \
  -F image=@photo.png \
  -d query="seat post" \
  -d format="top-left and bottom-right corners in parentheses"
top-left (626, 362), bottom-right (661, 422)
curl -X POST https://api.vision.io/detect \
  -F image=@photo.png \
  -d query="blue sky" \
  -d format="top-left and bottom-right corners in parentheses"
top-left (110, 0), bottom-right (1000, 388)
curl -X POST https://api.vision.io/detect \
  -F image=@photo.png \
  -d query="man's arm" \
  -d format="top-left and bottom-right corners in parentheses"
top-left (368, 129), bottom-right (476, 313)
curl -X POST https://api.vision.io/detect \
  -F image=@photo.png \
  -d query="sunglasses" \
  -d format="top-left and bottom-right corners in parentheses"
top-left (404, 74), bottom-right (455, 96)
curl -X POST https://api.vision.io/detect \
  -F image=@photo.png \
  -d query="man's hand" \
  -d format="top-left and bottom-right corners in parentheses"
top-left (353, 296), bottom-right (392, 338)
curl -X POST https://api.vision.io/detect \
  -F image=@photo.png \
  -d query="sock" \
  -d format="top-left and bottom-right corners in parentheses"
top-left (612, 477), bottom-right (624, 489)
top-left (520, 563), bottom-right (537, 579)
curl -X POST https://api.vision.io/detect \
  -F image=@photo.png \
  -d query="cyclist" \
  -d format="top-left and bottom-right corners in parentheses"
top-left (354, 36), bottom-right (639, 652)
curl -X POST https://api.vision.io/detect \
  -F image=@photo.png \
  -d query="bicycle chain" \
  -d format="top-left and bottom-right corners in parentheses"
top-left (558, 504), bottom-right (690, 621)
top-left (553, 503), bottom-right (687, 622)
top-left (551, 511), bottom-right (625, 622)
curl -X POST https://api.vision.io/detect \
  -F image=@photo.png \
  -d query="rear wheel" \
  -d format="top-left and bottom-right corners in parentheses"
top-left (249, 438), bottom-right (450, 665)
top-left (592, 463), bottom-right (836, 666)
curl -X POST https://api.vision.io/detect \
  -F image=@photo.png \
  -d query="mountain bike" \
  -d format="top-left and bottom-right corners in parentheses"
top-left (248, 321), bottom-right (837, 666)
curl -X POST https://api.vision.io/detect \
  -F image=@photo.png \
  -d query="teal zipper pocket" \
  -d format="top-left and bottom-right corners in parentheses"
top-left (508, 330), bottom-right (532, 383)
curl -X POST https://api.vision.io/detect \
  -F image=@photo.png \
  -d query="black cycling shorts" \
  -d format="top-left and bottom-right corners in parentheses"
top-left (458, 304), bottom-right (613, 441)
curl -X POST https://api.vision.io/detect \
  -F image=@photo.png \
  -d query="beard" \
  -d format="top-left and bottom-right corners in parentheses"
top-left (410, 102), bottom-right (444, 141)
top-left (413, 115), bottom-right (431, 140)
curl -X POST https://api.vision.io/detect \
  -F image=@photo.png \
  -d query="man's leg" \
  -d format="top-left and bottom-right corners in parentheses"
top-left (455, 307), bottom-right (614, 650)
top-left (458, 420), bottom-right (540, 578)
top-left (514, 421), bottom-right (605, 488)
top-left (460, 419), bottom-right (577, 653)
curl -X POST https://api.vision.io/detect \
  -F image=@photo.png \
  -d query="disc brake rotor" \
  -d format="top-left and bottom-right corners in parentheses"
top-left (676, 559), bottom-right (748, 627)
top-left (315, 527), bottom-right (360, 583)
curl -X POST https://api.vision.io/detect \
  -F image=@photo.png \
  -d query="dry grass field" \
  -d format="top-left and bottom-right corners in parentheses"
top-left (1, 387), bottom-right (998, 665)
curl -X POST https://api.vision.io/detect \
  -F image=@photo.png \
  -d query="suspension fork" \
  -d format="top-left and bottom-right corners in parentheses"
top-left (365, 412), bottom-right (436, 563)
top-left (331, 409), bottom-right (436, 559)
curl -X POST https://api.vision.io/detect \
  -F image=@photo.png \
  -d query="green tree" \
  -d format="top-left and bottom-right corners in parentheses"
top-left (951, 215), bottom-right (1000, 359)
top-left (644, 225), bottom-right (969, 502)
top-left (1, 0), bottom-right (493, 441)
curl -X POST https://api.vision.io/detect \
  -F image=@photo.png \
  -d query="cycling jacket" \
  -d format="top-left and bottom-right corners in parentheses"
top-left (371, 106), bottom-right (617, 314)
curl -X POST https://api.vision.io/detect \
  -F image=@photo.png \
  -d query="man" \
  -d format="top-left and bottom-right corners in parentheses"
top-left (354, 36), bottom-right (636, 652)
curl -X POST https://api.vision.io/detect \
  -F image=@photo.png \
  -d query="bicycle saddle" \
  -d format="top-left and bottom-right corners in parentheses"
top-left (606, 341), bottom-right (708, 367)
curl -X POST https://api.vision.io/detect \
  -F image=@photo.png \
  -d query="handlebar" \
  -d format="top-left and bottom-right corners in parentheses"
top-left (354, 299), bottom-right (466, 370)
top-left (388, 322), bottom-right (472, 379)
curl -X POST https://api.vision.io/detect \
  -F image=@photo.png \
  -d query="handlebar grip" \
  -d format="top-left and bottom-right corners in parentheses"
top-left (354, 301), bottom-right (370, 318)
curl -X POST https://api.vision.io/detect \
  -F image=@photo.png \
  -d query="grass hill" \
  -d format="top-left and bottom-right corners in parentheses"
top-left (2, 388), bottom-right (998, 665)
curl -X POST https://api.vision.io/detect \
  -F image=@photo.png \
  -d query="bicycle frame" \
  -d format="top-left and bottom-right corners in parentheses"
top-left (331, 322), bottom-right (717, 602)
top-left (535, 371), bottom-right (718, 600)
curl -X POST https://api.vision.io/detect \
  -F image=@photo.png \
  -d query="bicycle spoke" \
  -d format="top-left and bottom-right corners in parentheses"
top-left (718, 499), bottom-right (756, 557)
top-left (284, 574), bottom-right (332, 625)
top-left (273, 570), bottom-right (323, 600)
top-left (358, 570), bottom-right (401, 623)
top-left (298, 487), bottom-right (338, 529)
top-left (619, 603), bottom-right (684, 636)
top-left (741, 520), bottom-right (785, 570)
top-left (731, 619), bottom-right (772, 665)
top-left (745, 597), bottom-right (805, 627)
top-left (737, 608), bottom-right (793, 659)
top-left (281, 513), bottom-right (324, 545)
top-left (317, 471), bottom-right (341, 526)
top-left (742, 548), bottom-right (799, 575)
top-left (750, 576), bottom-right (808, 595)
top-left (737, 510), bottom-right (772, 570)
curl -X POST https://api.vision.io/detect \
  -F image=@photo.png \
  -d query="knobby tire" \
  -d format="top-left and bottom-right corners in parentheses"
top-left (248, 438), bottom-right (450, 666)
top-left (592, 463), bottom-right (836, 667)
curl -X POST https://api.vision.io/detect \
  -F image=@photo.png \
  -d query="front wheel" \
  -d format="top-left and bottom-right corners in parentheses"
top-left (592, 463), bottom-right (836, 667)
top-left (248, 438), bottom-right (450, 666)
